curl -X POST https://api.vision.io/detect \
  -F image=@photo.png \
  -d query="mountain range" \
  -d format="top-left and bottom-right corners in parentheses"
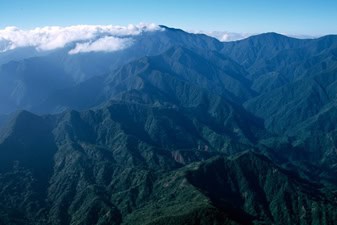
top-left (1, 25), bottom-right (337, 224)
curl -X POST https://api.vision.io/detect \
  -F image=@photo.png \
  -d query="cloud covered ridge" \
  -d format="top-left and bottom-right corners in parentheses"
top-left (0, 23), bottom-right (162, 54)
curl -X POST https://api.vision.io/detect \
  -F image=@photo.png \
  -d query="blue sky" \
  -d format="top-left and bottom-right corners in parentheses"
top-left (1, 0), bottom-right (337, 35)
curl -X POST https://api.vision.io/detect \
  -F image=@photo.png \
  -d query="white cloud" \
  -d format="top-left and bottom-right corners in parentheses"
top-left (0, 23), bottom-right (162, 54)
top-left (190, 30), bottom-right (252, 42)
top-left (207, 31), bottom-right (252, 42)
top-left (69, 36), bottom-right (133, 54)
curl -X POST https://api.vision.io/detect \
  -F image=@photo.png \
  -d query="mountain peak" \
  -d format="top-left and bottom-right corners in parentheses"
top-left (247, 32), bottom-right (300, 43)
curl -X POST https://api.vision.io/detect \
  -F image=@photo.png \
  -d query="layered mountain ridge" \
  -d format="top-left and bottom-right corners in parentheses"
top-left (1, 26), bottom-right (337, 224)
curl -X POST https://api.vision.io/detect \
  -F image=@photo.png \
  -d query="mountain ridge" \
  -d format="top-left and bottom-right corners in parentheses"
top-left (1, 25), bottom-right (337, 224)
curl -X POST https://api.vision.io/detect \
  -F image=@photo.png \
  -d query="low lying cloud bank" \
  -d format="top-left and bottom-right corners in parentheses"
top-left (190, 30), bottom-right (251, 42)
top-left (68, 36), bottom-right (133, 54)
top-left (0, 23), bottom-right (162, 54)
top-left (206, 31), bottom-right (251, 42)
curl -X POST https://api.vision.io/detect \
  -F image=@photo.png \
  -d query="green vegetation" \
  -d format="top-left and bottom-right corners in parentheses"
top-left (1, 28), bottom-right (337, 224)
